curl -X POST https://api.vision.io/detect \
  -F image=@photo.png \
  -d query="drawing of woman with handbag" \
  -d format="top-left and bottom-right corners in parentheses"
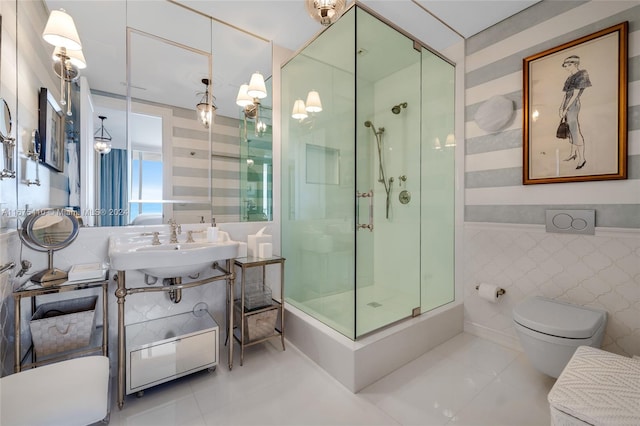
top-left (559, 55), bottom-right (591, 169)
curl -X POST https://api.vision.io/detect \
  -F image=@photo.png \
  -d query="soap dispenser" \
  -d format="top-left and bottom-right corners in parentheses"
top-left (207, 218), bottom-right (218, 242)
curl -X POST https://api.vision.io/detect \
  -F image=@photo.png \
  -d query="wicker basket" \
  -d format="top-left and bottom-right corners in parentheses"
top-left (29, 296), bottom-right (97, 357)
top-left (234, 303), bottom-right (278, 343)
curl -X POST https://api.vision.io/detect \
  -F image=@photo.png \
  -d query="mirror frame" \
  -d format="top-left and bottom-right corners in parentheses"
top-left (20, 208), bottom-right (80, 252)
top-left (0, 98), bottom-right (11, 141)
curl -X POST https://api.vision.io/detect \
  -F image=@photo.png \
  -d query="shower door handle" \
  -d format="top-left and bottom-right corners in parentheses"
top-left (357, 190), bottom-right (373, 231)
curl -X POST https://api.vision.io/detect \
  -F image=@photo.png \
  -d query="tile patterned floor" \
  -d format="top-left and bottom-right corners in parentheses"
top-left (109, 332), bottom-right (555, 425)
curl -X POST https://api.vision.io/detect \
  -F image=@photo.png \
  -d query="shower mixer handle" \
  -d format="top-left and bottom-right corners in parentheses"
top-left (357, 190), bottom-right (374, 232)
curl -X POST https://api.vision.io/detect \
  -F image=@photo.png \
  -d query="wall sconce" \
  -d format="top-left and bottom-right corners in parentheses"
top-left (237, 72), bottom-right (268, 140)
top-left (196, 78), bottom-right (216, 129)
top-left (445, 134), bottom-right (456, 147)
top-left (291, 90), bottom-right (323, 120)
top-left (237, 72), bottom-right (267, 116)
top-left (291, 100), bottom-right (308, 120)
top-left (306, 0), bottom-right (347, 26)
top-left (42, 9), bottom-right (85, 117)
top-left (94, 116), bottom-right (112, 154)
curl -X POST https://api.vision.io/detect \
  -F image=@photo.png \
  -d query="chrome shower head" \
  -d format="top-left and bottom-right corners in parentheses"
top-left (391, 102), bottom-right (408, 114)
top-left (364, 120), bottom-right (372, 127)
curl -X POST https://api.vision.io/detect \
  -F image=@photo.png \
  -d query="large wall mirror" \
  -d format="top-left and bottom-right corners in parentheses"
top-left (15, 0), bottom-right (273, 227)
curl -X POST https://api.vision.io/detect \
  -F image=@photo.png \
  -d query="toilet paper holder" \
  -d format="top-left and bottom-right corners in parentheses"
top-left (475, 285), bottom-right (506, 296)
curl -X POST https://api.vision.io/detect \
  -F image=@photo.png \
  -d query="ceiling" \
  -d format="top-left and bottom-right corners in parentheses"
top-left (42, 0), bottom-right (538, 141)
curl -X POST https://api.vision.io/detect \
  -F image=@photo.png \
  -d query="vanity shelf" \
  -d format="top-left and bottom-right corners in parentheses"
top-left (125, 310), bottom-right (219, 396)
top-left (12, 277), bottom-right (109, 373)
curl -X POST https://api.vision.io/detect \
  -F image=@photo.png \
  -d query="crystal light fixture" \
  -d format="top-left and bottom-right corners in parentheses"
top-left (196, 78), bottom-right (216, 129)
top-left (305, 0), bottom-right (347, 26)
top-left (94, 116), bottom-right (112, 154)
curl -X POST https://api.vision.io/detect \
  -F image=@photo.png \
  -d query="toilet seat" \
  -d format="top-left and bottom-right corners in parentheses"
top-left (513, 296), bottom-right (606, 339)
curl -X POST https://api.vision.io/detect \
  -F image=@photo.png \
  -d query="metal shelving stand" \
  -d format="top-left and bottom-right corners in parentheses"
top-left (12, 277), bottom-right (109, 373)
top-left (231, 255), bottom-right (285, 368)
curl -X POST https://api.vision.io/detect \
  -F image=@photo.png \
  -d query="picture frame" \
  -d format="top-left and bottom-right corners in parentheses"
top-left (523, 22), bottom-right (627, 184)
top-left (38, 87), bottom-right (65, 172)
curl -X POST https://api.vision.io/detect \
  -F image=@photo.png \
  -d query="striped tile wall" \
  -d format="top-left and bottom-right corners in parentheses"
top-left (171, 111), bottom-right (243, 223)
top-left (464, 1), bottom-right (640, 228)
top-left (90, 95), bottom-right (244, 224)
top-left (463, 1), bottom-right (640, 358)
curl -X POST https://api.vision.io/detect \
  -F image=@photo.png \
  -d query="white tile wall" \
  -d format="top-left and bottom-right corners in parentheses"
top-left (463, 222), bottom-right (640, 357)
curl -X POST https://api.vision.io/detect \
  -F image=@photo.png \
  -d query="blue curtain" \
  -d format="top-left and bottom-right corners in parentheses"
top-left (100, 149), bottom-right (128, 226)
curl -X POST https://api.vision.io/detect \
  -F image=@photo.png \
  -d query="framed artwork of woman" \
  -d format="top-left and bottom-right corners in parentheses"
top-left (523, 22), bottom-right (628, 184)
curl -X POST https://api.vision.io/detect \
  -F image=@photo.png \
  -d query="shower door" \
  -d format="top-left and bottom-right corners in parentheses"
top-left (355, 9), bottom-right (422, 337)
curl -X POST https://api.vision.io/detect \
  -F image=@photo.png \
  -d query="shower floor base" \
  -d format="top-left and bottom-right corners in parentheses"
top-left (300, 285), bottom-right (418, 337)
top-left (285, 301), bottom-right (463, 392)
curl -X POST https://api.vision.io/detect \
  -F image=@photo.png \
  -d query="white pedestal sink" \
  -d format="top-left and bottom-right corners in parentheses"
top-left (108, 232), bottom-right (240, 279)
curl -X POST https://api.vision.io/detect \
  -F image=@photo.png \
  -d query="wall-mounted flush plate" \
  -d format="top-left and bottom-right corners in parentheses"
top-left (545, 209), bottom-right (595, 235)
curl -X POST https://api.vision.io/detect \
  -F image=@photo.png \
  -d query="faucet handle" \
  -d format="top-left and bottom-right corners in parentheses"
top-left (141, 231), bottom-right (161, 245)
top-left (186, 230), bottom-right (194, 243)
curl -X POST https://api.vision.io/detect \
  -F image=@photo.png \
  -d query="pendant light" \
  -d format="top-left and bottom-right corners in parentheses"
top-left (94, 116), bottom-right (112, 154)
top-left (196, 78), bottom-right (216, 129)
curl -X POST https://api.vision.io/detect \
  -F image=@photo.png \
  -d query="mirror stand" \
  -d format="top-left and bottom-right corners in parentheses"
top-left (31, 250), bottom-right (68, 286)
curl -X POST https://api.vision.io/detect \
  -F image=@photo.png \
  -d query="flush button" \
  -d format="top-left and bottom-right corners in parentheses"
top-left (552, 213), bottom-right (573, 230)
top-left (546, 210), bottom-right (595, 235)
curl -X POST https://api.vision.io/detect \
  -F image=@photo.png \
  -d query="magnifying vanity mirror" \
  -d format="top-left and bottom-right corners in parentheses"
top-left (0, 97), bottom-right (16, 179)
top-left (19, 208), bottom-right (80, 285)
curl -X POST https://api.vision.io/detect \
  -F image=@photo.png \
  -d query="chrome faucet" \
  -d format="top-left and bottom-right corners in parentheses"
top-left (168, 219), bottom-right (181, 243)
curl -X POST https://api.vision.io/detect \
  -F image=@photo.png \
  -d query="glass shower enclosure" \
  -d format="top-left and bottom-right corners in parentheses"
top-left (282, 5), bottom-right (455, 339)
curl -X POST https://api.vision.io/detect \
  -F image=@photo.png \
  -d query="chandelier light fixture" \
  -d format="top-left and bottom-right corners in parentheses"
top-left (196, 78), bottom-right (216, 129)
top-left (42, 9), bottom-right (85, 117)
top-left (94, 115), bottom-right (112, 154)
top-left (305, 0), bottom-right (347, 26)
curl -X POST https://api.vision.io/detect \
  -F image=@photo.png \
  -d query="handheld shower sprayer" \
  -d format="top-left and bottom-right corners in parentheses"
top-left (391, 102), bottom-right (408, 114)
top-left (364, 120), bottom-right (393, 219)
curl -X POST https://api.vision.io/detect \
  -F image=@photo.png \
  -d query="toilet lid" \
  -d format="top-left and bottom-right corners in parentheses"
top-left (513, 297), bottom-right (606, 339)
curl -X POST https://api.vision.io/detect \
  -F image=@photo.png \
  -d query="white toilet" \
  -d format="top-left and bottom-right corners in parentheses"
top-left (513, 296), bottom-right (607, 378)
